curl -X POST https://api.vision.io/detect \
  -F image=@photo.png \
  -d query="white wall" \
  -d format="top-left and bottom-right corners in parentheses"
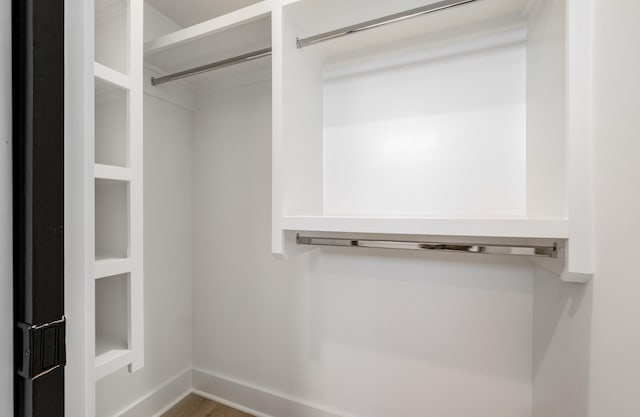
top-left (588, 1), bottom-right (640, 415)
top-left (95, 93), bottom-right (194, 417)
top-left (192, 81), bottom-right (535, 417)
top-left (0, 1), bottom-right (12, 415)
top-left (324, 29), bottom-right (526, 217)
top-left (532, 267), bottom-right (591, 417)
top-left (144, 2), bottom-right (182, 42)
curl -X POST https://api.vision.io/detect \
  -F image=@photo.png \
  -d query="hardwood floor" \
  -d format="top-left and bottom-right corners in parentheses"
top-left (161, 394), bottom-right (254, 417)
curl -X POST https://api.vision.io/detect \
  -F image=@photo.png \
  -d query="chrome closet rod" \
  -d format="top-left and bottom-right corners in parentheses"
top-left (296, 235), bottom-right (558, 258)
top-left (297, 0), bottom-right (480, 49)
top-left (150, 47), bottom-right (272, 86)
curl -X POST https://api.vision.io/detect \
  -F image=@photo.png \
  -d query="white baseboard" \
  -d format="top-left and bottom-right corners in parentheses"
top-left (192, 368), bottom-right (355, 417)
top-left (115, 368), bottom-right (192, 417)
top-left (113, 367), bottom-right (359, 417)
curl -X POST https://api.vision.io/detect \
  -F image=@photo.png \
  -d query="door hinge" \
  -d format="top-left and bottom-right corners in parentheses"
top-left (17, 317), bottom-right (66, 380)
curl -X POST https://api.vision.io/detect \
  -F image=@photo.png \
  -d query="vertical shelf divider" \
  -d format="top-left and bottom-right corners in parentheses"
top-left (127, 0), bottom-right (144, 373)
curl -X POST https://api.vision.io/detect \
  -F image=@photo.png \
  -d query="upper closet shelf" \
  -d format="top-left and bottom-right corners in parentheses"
top-left (144, 1), bottom-right (271, 55)
top-left (94, 62), bottom-right (131, 90)
top-left (144, 1), bottom-right (271, 90)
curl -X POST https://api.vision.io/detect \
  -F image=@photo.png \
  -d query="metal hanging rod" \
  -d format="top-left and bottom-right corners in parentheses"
top-left (150, 47), bottom-right (272, 86)
top-left (297, 0), bottom-right (480, 49)
top-left (296, 0), bottom-right (478, 48)
top-left (296, 235), bottom-right (558, 258)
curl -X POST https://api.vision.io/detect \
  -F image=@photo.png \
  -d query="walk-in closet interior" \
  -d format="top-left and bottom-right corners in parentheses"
top-left (88, 0), bottom-right (594, 416)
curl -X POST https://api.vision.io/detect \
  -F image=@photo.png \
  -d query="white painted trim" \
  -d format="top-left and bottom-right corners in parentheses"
top-left (104, 367), bottom-right (377, 417)
top-left (127, 0), bottom-right (145, 374)
top-left (192, 390), bottom-right (272, 417)
top-left (565, 0), bottom-right (594, 280)
top-left (109, 368), bottom-right (193, 417)
top-left (65, 0), bottom-right (96, 413)
top-left (192, 368), bottom-right (361, 417)
top-left (149, 391), bottom-right (192, 417)
top-left (271, 3), bottom-right (284, 256)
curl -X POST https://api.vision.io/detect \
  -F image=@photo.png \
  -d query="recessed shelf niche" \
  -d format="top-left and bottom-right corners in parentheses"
top-left (95, 0), bottom-right (129, 74)
top-left (95, 78), bottom-right (129, 167)
top-left (95, 273), bottom-right (130, 358)
top-left (95, 181), bottom-right (129, 260)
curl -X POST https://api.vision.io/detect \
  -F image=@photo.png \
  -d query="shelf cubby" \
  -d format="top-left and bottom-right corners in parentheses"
top-left (95, 273), bottom-right (132, 379)
top-left (95, 77), bottom-right (129, 167)
top-left (95, 0), bottom-right (129, 74)
top-left (95, 181), bottom-right (129, 261)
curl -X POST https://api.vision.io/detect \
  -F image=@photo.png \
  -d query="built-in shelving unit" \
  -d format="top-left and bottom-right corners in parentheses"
top-left (140, 0), bottom-right (593, 284)
top-left (93, 0), bottom-right (144, 381)
top-left (272, 0), bottom-right (594, 282)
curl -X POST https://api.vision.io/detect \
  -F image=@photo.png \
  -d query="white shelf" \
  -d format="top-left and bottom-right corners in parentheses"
top-left (144, 2), bottom-right (271, 90)
top-left (95, 257), bottom-right (133, 279)
top-left (144, 1), bottom-right (271, 55)
top-left (95, 346), bottom-right (133, 380)
top-left (281, 216), bottom-right (569, 239)
top-left (94, 62), bottom-right (131, 90)
top-left (95, 163), bottom-right (132, 182)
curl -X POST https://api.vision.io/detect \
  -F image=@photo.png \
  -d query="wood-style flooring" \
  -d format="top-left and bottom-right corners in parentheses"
top-left (161, 394), bottom-right (254, 417)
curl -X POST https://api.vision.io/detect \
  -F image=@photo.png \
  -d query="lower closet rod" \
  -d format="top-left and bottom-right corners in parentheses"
top-left (150, 47), bottom-right (272, 86)
top-left (296, 235), bottom-right (558, 258)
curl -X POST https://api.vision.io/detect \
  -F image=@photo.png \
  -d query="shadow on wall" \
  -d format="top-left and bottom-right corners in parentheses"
top-left (533, 265), bottom-right (592, 417)
top-left (303, 244), bottom-right (534, 385)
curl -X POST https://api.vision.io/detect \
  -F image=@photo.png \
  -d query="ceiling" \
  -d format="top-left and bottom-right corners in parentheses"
top-left (145, 0), bottom-right (261, 27)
